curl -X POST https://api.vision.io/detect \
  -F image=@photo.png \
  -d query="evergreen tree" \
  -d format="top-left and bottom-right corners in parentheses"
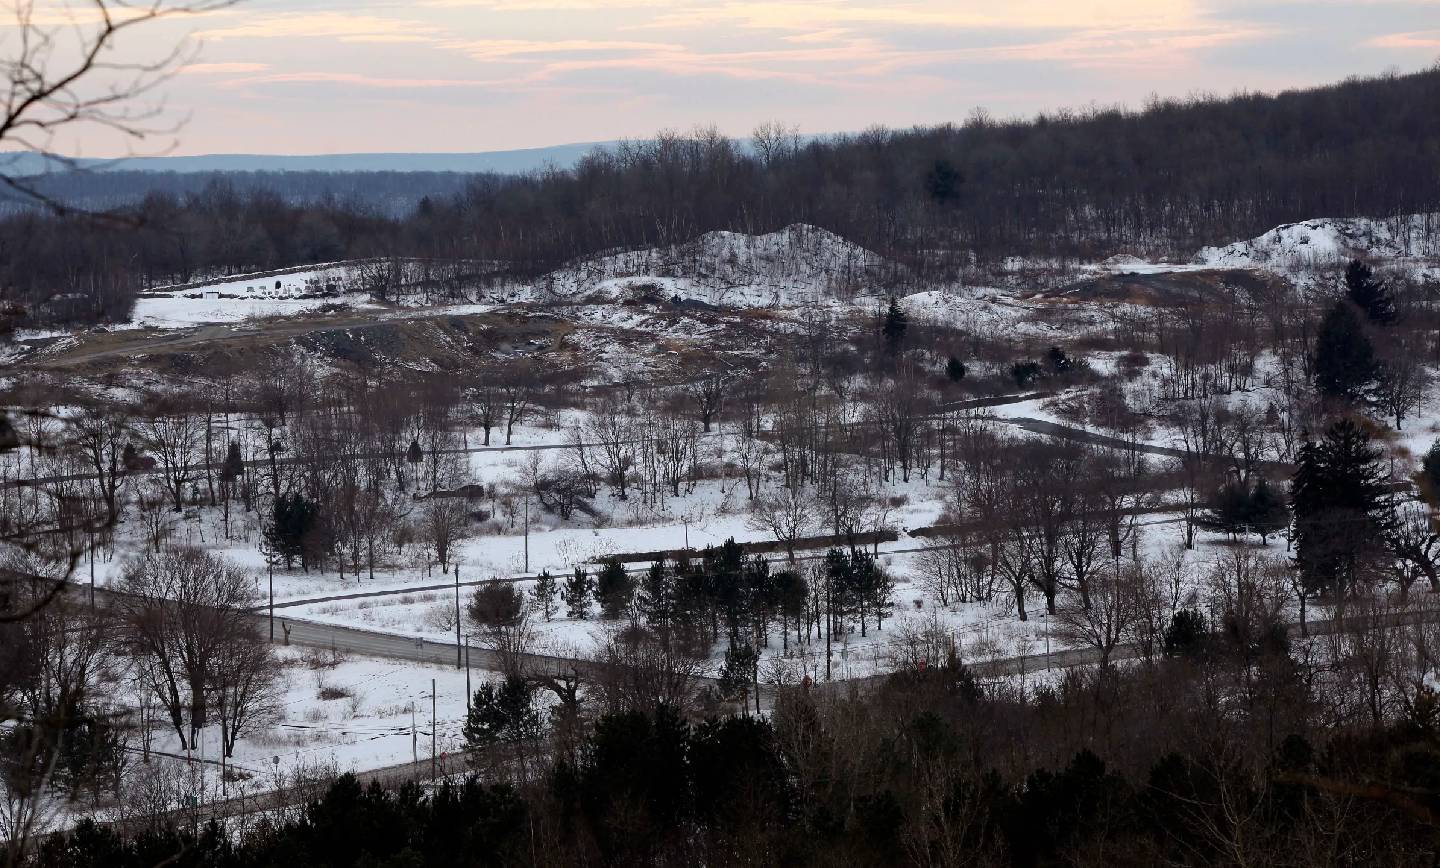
top-left (1292, 419), bottom-right (1396, 598)
top-left (405, 438), bottom-right (423, 490)
top-left (945, 356), bottom-right (967, 383)
top-left (468, 581), bottom-right (522, 627)
top-left (717, 642), bottom-right (760, 710)
top-left (1197, 477), bottom-right (1289, 544)
top-left (925, 158), bottom-right (962, 204)
top-left (1197, 479), bottom-right (1252, 539)
top-left (562, 567), bottom-right (593, 619)
top-left (265, 492), bottom-right (318, 570)
top-left (596, 560), bottom-right (635, 620)
top-left (1345, 259), bottom-right (1397, 324)
top-left (881, 296), bottom-right (908, 353)
top-left (1313, 301), bottom-right (1380, 402)
top-left (1421, 439), bottom-right (1440, 501)
top-left (638, 560), bottom-right (675, 631)
top-left (1012, 361), bottom-right (1042, 388)
top-left (463, 676), bottom-right (540, 757)
top-left (1247, 477), bottom-right (1290, 544)
top-left (530, 570), bottom-right (557, 620)
top-left (773, 569), bottom-right (808, 650)
top-left (1046, 346), bottom-right (1074, 374)
top-left (219, 441), bottom-right (244, 485)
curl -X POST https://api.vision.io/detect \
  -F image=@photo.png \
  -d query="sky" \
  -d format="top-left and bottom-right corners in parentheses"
top-left (20, 0), bottom-right (1440, 157)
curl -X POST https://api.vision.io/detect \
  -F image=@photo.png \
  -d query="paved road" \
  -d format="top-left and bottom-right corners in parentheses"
top-left (267, 611), bottom-right (723, 690)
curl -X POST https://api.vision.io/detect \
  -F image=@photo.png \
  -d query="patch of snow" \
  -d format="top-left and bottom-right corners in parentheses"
top-left (1195, 214), bottom-right (1440, 269)
top-left (534, 224), bottom-right (898, 307)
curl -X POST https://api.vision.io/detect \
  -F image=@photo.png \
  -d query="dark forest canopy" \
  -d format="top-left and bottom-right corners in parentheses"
top-left (4, 66), bottom-right (1440, 329)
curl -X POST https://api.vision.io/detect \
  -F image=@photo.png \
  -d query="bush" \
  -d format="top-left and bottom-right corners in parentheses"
top-left (1163, 609), bottom-right (1208, 657)
top-left (468, 581), bottom-right (523, 627)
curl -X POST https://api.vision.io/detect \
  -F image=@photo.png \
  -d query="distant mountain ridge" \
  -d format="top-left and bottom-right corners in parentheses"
top-left (0, 142), bottom-right (614, 176)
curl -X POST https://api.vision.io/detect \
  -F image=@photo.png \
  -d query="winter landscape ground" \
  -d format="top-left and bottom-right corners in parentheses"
top-left (6, 19), bottom-right (1440, 864)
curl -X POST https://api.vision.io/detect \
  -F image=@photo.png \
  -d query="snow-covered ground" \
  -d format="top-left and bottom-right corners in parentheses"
top-left (125, 292), bottom-right (381, 330)
top-left (1195, 213), bottom-right (1440, 270)
top-left (533, 223), bottom-right (897, 307)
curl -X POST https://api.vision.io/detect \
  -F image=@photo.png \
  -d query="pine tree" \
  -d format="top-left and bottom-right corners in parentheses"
top-left (717, 642), bottom-right (760, 710)
top-left (1012, 361), bottom-right (1042, 388)
top-left (1046, 346), bottom-right (1073, 374)
top-left (463, 676), bottom-right (539, 757)
top-left (1313, 301), bottom-right (1380, 402)
top-left (1421, 439), bottom-right (1440, 501)
top-left (1198, 479), bottom-right (1252, 539)
top-left (596, 560), bottom-right (635, 620)
top-left (530, 570), bottom-right (557, 620)
top-left (265, 492), bottom-right (318, 570)
top-left (1247, 477), bottom-right (1290, 544)
top-left (405, 438), bottom-right (423, 490)
top-left (1196, 476), bottom-right (1290, 544)
top-left (1345, 259), bottom-right (1397, 324)
top-left (945, 356), bottom-right (967, 382)
top-left (1292, 419), bottom-right (1396, 598)
top-left (219, 441), bottom-right (244, 484)
top-left (881, 296), bottom-right (908, 354)
top-left (638, 560), bottom-right (674, 630)
top-left (562, 567), bottom-right (593, 619)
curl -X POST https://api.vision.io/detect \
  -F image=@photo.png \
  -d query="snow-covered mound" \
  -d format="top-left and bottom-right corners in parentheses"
top-left (1195, 214), bottom-right (1440, 269)
top-left (535, 224), bottom-right (896, 307)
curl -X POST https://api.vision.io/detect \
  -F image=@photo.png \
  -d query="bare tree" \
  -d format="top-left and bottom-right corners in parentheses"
top-left (585, 399), bottom-right (637, 500)
top-left (139, 413), bottom-right (201, 513)
top-left (1385, 500), bottom-right (1440, 598)
top-left (1055, 566), bottom-right (1144, 667)
top-left (684, 369), bottom-right (727, 432)
top-left (114, 548), bottom-right (271, 752)
top-left (69, 406), bottom-right (130, 524)
top-left (1376, 340), bottom-right (1429, 429)
top-left (422, 498), bottom-right (470, 572)
top-left (0, 0), bottom-right (241, 211)
top-left (500, 363), bottom-right (538, 446)
top-left (748, 484), bottom-right (817, 562)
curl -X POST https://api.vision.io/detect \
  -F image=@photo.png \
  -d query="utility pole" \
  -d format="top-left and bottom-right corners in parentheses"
top-left (825, 572), bottom-right (833, 681)
top-left (523, 496), bottom-right (530, 573)
top-left (268, 559), bottom-right (275, 642)
top-left (411, 703), bottom-right (417, 764)
top-left (430, 679), bottom-right (437, 779)
top-left (454, 564), bottom-right (463, 669)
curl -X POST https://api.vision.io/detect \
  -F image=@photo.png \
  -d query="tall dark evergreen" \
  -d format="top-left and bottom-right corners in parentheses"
top-left (265, 492), bottom-right (319, 570)
top-left (562, 567), bottom-right (593, 619)
top-left (219, 441), bottom-right (244, 484)
top-left (530, 570), bottom-right (557, 620)
top-left (1198, 476), bottom-right (1289, 544)
top-left (1291, 419), bottom-right (1396, 598)
top-left (1344, 259), bottom-right (1397, 324)
top-left (881, 296), bottom-right (907, 354)
top-left (1313, 301), bottom-right (1379, 402)
top-left (463, 676), bottom-right (540, 756)
top-left (596, 560), bottom-right (635, 620)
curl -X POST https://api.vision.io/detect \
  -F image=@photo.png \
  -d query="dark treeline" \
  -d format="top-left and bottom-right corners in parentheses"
top-left (6, 66), bottom-right (1440, 328)
top-left (0, 169), bottom-right (483, 218)
top-left (31, 630), bottom-right (1440, 867)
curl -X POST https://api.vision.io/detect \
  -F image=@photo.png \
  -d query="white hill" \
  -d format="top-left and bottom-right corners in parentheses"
top-left (1194, 214), bottom-right (1440, 269)
top-left (534, 223), bottom-right (897, 307)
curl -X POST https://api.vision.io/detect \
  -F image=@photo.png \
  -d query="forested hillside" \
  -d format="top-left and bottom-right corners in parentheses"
top-left (4, 67), bottom-right (1440, 328)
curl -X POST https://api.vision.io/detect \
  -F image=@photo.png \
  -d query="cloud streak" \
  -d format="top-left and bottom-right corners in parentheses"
top-left (92, 0), bottom-right (1440, 154)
